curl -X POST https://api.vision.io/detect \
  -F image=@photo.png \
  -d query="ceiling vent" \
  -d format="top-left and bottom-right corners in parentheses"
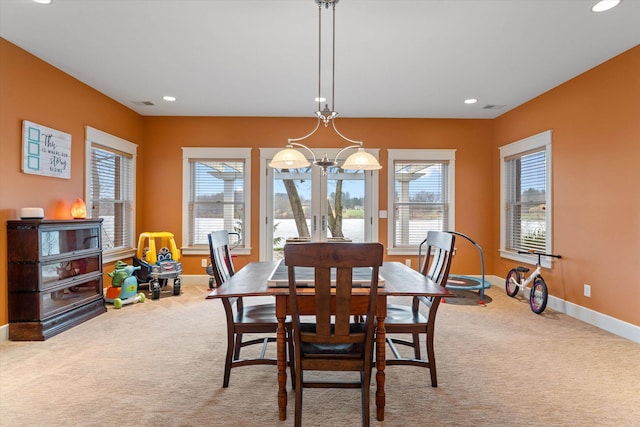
top-left (132, 101), bottom-right (155, 106)
top-left (482, 104), bottom-right (506, 110)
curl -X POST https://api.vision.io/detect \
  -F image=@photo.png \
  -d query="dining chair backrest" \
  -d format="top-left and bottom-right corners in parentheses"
top-left (419, 231), bottom-right (455, 286)
top-left (208, 230), bottom-right (236, 287)
top-left (284, 242), bottom-right (383, 350)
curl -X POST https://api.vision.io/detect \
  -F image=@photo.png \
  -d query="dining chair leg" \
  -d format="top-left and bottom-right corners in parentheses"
top-left (426, 335), bottom-right (437, 387)
top-left (233, 333), bottom-right (242, 360)
top-left (294, 372), bottom-right (303, 427)
top-left (361, 371), bottom-right (371, 427)
top-left (412, 333), bottom-right (421, 359)
top-left (286, 325), bottom-right (296, 389)
top-left (223, 330), bottom-right (235, 388)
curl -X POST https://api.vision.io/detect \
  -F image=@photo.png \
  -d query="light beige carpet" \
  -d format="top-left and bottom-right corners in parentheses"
top-left (1, 282), bottom-right (639, 427)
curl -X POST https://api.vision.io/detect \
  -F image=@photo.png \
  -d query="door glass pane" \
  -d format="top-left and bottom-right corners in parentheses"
top-left (273, 168), bottom-right (313, 257)
top-left (327, 168), bottom-right (365, 242)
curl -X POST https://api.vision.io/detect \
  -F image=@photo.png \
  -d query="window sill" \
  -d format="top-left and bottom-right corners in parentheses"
top-left (386, 248), bottom-right (421, 256)
top-left (181, 246), bottom-right (251, 256)
top-left (103, 248), bottom-right (136, 264)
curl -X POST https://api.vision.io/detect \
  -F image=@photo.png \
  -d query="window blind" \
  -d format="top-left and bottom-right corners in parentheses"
top-left (393, 160), bottom-right (449, 247)
top-left (89, 144), bottom-right (133, 251)
top-left (187, 159), bottom-right (245, 247)
top-left (505, 149), bottom-right (546, 252)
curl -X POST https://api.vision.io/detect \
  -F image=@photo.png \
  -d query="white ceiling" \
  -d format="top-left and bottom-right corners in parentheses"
top-left (1, 0), bottom-right (639, 119)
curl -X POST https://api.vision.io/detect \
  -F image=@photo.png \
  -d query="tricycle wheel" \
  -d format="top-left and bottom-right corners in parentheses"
top-left (114, 298), bottom-right (123, 309)
top-left (209, 277), bottom-right (215, 289)
top-left (138, 293), bottom-right (146, 303)
top-left (529, 276), bottom-right (548, 314)
top-left (173, 278), bottom-right (181, 296)
top-left (505, 269), bottom-right (520, 297)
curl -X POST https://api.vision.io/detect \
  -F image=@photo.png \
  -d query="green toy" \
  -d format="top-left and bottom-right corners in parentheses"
top-left (107, 260), bottom-right (129, 288)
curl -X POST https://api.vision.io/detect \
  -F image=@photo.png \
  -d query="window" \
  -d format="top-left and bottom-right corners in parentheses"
top-left (500, 130), bottom-right (552, 266)
top-left (387, 149), bottom-right (456, 255)
top-left (260, 148), bottom-right (379, 260)
top-left (182, 147), bottom-right (251, 255)
top-left (85, 127), bottom-right (137, 263)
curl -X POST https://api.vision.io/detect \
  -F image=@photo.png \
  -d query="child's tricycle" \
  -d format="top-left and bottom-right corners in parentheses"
top-left (132, 232), bottom-right (182, 300)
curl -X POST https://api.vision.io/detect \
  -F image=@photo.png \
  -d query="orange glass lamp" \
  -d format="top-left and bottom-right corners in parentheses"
top-left (71, 198), bottom-right (87, 219)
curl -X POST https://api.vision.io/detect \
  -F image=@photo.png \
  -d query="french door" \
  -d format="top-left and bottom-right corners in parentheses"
top-left (260, 148), bottom-right (379, 260)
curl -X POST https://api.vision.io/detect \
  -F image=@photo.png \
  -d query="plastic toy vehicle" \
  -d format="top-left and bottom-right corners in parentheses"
top-left (133, 232), bottom-right (182, 300)
top-left (104, 261), bottom-right (145, 308)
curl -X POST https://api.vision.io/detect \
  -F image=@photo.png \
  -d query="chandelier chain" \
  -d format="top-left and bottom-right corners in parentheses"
top-left (268, 0), bottom-right (381, 174)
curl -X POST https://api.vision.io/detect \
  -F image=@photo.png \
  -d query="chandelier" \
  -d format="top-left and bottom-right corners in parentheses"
top-left (268, 0), bottom-right (382, 176)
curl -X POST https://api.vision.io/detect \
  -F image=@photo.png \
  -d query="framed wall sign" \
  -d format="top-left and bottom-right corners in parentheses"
top-left (22, 120), bottom-right (72, 179)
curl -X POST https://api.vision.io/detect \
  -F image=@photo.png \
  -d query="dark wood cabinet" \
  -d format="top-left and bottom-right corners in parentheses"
top-left (7, 219), bottom-right (106, 340)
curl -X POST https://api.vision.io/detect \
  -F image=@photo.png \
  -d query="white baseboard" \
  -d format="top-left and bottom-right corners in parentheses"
top-left (486, 275), bottom-right (639, 344)
top-left (547, 296), bottom-right (639, 343)
top-left (0, 323), bottom-right (8, 342)
top-left (181, 274), bottom-right (212, 286)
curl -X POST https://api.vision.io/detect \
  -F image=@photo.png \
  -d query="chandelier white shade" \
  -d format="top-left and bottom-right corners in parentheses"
top-left (268, 147), bottom-right (310, 169)
top-left (341, 148), bottom-right (382, 171)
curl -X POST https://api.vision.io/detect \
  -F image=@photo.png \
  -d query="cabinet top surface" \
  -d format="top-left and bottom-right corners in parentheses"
top-left (8, 219), bottom-right (103, 227)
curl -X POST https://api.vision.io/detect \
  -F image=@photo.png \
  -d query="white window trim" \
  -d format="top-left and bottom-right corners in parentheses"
top-left (181, 147), bottom-right (251, 256)
top-left (387, 149), bottom-right (456, 256)
top-left (85, 126), bottom-right (137, 264)
top-left (259, 147), bottom-right (379, 261)
top-left (499, 130), bottom-right (553, 268)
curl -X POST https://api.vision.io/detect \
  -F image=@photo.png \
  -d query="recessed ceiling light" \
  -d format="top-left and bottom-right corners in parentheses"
top-left (163, 96), bottom-right (176, 102)
top-left (591, 0), bottom-right (622, 12)
top-left (464, 98), bottom-right (478, 104)
top-left (32, 0), bottom-right (52, 4)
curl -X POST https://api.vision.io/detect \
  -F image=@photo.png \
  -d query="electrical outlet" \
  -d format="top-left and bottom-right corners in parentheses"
top-left (584, 284), bottom-right (591, 297)
top-left (405, 259), bottom-right (411, 267)
top-left (201, 258), bottom-right (208, 268)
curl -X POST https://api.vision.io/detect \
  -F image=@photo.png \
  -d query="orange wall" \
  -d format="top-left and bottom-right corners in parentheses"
top-left (0, 39), bottom-right (144, 326)
top-left (141, 116), bottom-right (494, 273)
top-left (492, 45), bottom-right (640, 326)
top-left (2, 37), bottom-right (638, 330)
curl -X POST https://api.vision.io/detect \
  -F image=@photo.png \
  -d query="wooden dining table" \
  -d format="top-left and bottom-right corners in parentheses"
top-left (207, 260), bottom-right (453, 422)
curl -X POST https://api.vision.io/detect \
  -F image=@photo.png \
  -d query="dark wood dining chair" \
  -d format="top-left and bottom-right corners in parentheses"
top-left (208, 230), bottom-right (293, 388)
top-left (384, 230), bottom-right (455, 387)
top-left (284, 242), bottom-right (383, 427)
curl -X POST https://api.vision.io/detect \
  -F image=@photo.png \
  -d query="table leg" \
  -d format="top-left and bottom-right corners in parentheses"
top-left (375, 315), bottom-right (386, 421)
top-left (276, 301), bottom-right (288, 420)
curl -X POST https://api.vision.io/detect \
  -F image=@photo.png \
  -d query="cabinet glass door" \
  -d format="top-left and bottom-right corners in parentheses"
top-left (40, 255), bottom-right (102, 290)
top-left (40, 226), bottom-right (101, 258)
top-left (42, 279), bottom-right (102, 319)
